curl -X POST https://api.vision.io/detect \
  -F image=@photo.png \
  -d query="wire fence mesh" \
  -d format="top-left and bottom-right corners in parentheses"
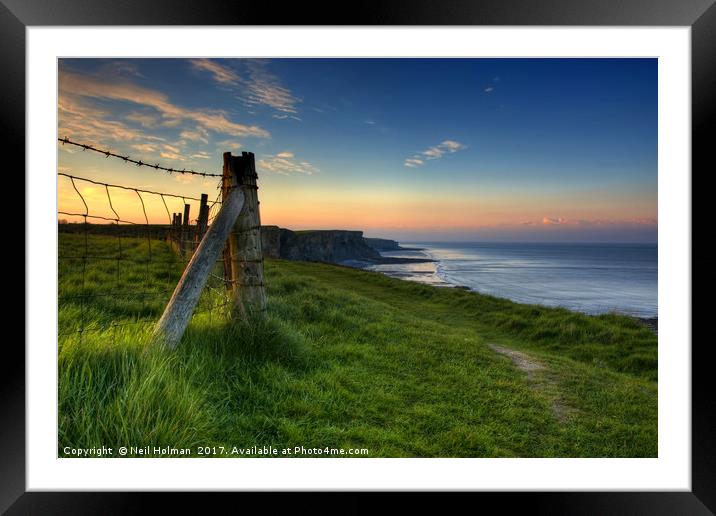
top-left (58, 139), bottom-right (233, 341)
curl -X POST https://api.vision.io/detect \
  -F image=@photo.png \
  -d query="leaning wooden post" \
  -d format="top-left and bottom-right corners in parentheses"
top-left (153, 187), bottom-right (246, 348)
top-left (223, 151), bottom-right (267, 318)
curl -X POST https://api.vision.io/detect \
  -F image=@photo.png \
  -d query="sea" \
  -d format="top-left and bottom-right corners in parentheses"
top-left (368, 242), bottom-right (657, 318)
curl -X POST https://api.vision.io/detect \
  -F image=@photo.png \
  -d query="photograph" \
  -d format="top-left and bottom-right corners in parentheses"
top-left (56, 57), bottom-right (659, 459)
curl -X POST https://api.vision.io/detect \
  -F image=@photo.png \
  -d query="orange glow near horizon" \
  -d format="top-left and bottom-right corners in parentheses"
top-left (57, 174), bottom-right (657, 234)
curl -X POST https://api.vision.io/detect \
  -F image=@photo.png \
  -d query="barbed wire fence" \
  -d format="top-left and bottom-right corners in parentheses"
top-left (57, 137), bottom-right (238, 343)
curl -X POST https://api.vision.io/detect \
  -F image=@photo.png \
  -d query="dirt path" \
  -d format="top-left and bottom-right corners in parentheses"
top-left (488, 344), bottom-right (571, 423)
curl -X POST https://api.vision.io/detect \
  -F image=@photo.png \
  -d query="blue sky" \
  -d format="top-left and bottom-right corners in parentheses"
top-left (58, 58), bottom-right (657, 242)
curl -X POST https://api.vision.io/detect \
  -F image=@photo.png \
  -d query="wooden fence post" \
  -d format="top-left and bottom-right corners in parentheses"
top-left (170, 213), bottom-right (181, 255)
top-left (182, 203), bottom-right (191, 256)
top-left (197, 194), bottom-right (209, 240)
top-left (222, 151), bottom-right (267, 318)
top-left (153, 187), bottom-right (246, 348)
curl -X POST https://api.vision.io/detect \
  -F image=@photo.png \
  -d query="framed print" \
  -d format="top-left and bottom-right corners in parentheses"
top-left (6, 0), bottom-right (714, 513)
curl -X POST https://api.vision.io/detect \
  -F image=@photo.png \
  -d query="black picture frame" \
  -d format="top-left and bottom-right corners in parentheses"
top-left (5, 0), bottom-right (713, 513)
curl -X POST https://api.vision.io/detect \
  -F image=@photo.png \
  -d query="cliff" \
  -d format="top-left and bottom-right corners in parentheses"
top-left (261, 226), bottom-right (382, 263)
top-left (363, 237), bottom-right (404, 251)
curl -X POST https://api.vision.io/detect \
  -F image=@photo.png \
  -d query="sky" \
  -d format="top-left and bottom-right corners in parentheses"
top-left (57, 58), bottom-right (657, 242)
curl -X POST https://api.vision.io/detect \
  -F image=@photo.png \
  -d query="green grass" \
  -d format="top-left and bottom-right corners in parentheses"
top-left (58, 233), bottom-right (657, 457)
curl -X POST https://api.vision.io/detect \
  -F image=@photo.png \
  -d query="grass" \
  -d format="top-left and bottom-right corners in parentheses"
top-left (58, 232), bottom-right (657, 457)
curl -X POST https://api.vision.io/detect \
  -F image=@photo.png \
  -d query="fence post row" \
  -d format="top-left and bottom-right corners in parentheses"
top-left (222, 151), bottom-right (268, 318)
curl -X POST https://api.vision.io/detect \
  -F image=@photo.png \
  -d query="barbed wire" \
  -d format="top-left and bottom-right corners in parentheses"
top-left (58, 173), bottom-right (221, 206)
top-left (58, 137), bottom-right (223, 178)
top-left (58, 149), bottom-right (231, 341)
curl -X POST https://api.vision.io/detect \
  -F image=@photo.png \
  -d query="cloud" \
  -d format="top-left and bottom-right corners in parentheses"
top-left (131, 143), bottom-right (158, 153)
top-left (404, 140), bottom-right (466, 167)
top-left (99, 60), bottom-right (146, 78)
top-left (215, 139), bottom-right (242, 151)
top-left (125, 111), bottom-right (158, 127)
top-left (258, 152), bottom-right (318, 176)
top-left (624, 217), bottom-right (658, 225)
top-left (272, 114), bottom-right (302, 121)
top-left (241, 60), bottom-right (301, 115)
top-left (58, 96), bottom-right (147, 145)
top-left (484, 86), bottom-right (495, 93)
top-left (538, 217), bottom-right (657, 227)
top-left (160, 151), bottom-right (185, 161)
top-left (542, 217), bottom-right (568, 225)
top-left (59, 69), bottom-right (270, 142)
top-left (190, 59), bottom-right (241, 85)
top-left (440, 140), bottom-right (465, 152)
top-left (190, 59), bottom-right (301, 118)
top-left (180, 127), bottom-right (209, 144)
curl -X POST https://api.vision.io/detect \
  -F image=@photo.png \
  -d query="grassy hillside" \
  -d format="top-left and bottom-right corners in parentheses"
top-left (58, 233), bottom-right (657, 457)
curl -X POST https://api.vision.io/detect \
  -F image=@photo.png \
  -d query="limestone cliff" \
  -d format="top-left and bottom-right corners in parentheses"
top-left (261, 226), bottom-right (382, 263)
top-left (363, 237), bottom-right (404, 251)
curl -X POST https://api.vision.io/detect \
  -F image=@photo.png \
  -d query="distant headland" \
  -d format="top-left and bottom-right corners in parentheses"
top-left (260, 226), bottom-right (431, 266)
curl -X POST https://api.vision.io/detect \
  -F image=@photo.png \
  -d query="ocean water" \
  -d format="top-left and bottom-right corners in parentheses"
top-left (369, 242), bottom-right (657, 318)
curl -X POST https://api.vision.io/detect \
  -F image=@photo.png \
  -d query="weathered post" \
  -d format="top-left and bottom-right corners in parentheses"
top-left (222, 151), bottom-right (267, 318)
top-left (182, 203), bottom-right (191, 256)
top-left (197, 194), bottom-right (209, 240)
top-left (171, 213), bottom-right (181, 254)
top-left (153, 187), bottom-right (246, 348)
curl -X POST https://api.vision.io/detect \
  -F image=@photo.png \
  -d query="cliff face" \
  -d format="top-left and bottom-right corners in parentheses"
top-left (364, 237), bottom-right (403, 251)
top-left (261, 226), bottom-right (382, 263)
top-left (261, 225), bottom-right (282, 258)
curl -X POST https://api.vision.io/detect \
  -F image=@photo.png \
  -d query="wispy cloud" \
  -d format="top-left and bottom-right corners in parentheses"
top-left (179, 127), bottom-right (209, 144)
top-left (58, 95), bottom-right (145, 145)
top-left (159, 142), bottom-right (186, 161)
top-left (99, 60), bottom-right (146, 79)
top-left (538, 217), bottom-right (657, 227)
top-left (258, 152), bottom-right (318, 176)
top-left (190, 58), bottom-right (241, 85)
top-left (272, 114), bottom-right (302, 121)
top-left (215, 139), bottom-right (242, 151)
top-left (131, 143), bottom-right (158, 153)
top-left (190, 59), bottom-right (301, 118)
top-left (59, 69), bottom-right (270, 144)
top-left (242, 60), bottom-right (301, 116)
top-left (125, 111), bottom-right (158, 127)
top-left (404, 140), bottom-right (466, 167)
top-left (404, 158), bottom-right (424, 168)
top-left (484, 76), bottom-right (499, 94)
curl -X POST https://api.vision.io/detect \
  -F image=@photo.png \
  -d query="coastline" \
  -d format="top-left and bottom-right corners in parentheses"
top-left (358, 243), bottom-right (658, 334)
